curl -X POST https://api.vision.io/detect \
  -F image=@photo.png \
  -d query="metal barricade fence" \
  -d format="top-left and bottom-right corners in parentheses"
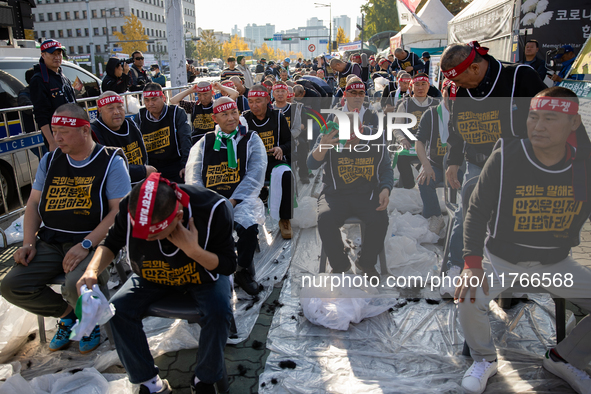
top-left (0, 84), bottom-right (200, 246)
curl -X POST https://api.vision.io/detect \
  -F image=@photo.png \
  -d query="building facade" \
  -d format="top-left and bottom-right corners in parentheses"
top-left (333, 15), bottom-right (351, 42)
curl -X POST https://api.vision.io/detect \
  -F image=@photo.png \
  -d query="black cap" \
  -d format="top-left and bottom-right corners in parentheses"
top-left (150, 64), bottom-right (159, 69)
top-left (421, 51), bottom-right (430, 58)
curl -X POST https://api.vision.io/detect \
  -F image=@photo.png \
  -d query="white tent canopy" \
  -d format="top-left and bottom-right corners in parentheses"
top-left (391, 0), bottom-right (453, 50)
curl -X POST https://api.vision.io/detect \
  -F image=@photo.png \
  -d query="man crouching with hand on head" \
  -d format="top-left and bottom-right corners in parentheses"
top-left (455, 86), bottom-right (591, 394)
top-left (77, 173), bottom-right (236, 394)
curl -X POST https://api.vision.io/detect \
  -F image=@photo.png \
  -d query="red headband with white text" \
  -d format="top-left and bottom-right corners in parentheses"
top-left (143, 90), bottom-right (164, 98)
top-left (213, 101), bottom-right (238, 114)
top-left (530, 97), bottom-right (579, 115)
top-left (51, 116), bottom-right (90, 128)
top-left (98, 95), bottom-right (124, 108)
top-left (442, 41), bottom-right (489, 79)
top-left (194, 84), bottom-right (212, 93)
top-left (346, 82), bottom-right (365, 91)
top-left (248, 90), bottom-right (269, 98)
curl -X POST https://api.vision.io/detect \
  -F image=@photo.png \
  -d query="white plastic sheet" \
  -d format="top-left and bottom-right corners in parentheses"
top-left (0, 368), bottom-right (109, 394)
top-left (0, 297), bottom-right (38, 364)
top-left (0, 215), bottom-right (24, 247)
top-left (291, 196), bottom-right (318, 229)
top-left (384, 235), bottom-right (438, 279)
top-left (387, 188), bottom-right (422, 214)
top-left (387, 209), bottom-right (439, 244)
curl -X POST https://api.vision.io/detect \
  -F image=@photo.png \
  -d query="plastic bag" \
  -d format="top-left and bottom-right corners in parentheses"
top-left (388, 210), bottom-right (439, 244)
top-left (0, 297), bottom-right (38, 364)
top-left (0, 374), bottom-right (35, 394)
top-left (384, 235), bottom-right (438, 280)
top-left (70, 285), bottom-right (116, 341)
top-left (291, 196), bottom-right (318, 229)
top-left (233, 198), bottom-right (265, 228)
top-left (301, 277), bottom-right (400, 330)
top-left (388, 188), bottom-right (422, 214)
top-left (0, 215), bottom-right (24, 247)
top-left (124, 95), bottom-right (141, 114)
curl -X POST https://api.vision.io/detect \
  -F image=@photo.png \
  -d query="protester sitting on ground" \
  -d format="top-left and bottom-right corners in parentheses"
top-left (102, 58), bottom-right (131, 94)
top-left (455, 86), bottom-right (591, 394)
top-left (185, 96), bottom-right (267, 296)
top-left (1, 103), bottom-right (130, 354)
top-left (77, 172), bottom-right (236, 394)
top-left (394, 73), bottom-right (439, 190)
top-left (135, 83), bottom-right (192, 183)
top-left (170, 81), bottom-right (238, 145)
top-left (307, 78), bottom-right (394, 276)
top-left (381, 72), bottom-right (411, 112)
top-left (415, 80), bottom-right (465, 295)
top-left (393, 47), bottom-right (425, 76)
top-left (242, 85), bottom-right (294, 239)
top-left (92, 91), bottom-right (156, 185)
top-left (150, 64), bottom-right (166, 87)
top-left (330, 57), bottom-right (363, 97)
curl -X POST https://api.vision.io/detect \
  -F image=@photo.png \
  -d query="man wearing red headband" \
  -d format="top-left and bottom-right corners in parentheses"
top-left (92, 91), bottom-right (155, 185)
top-left (453, 87), bottom-right (591, 394)
top-left (186, 97), bottom-right (267, 295)
top-left (2, 103), bottom-right (130, 354)
top-left (393, 73), bottom-right (438, 190)
top-left (30, 39), bottom-right (77, 152)
top-left (243, 85), bottom-right (294, 239)
top-left (307, 78), bottom-right (394, 276)
top-left (135, 83), bottom-right (192, 183)
top-left (171, 81), bottom-right (238, 144)
top-left (229, 76), bottom-right (251, 114)
top-left (393, 47), bottom-right (425, 76)
top-left (381, 72), bottom-right (411, 112)
top-left (77, 172), bottom-right (236, 394)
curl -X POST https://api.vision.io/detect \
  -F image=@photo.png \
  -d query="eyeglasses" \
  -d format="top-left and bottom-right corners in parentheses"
top-left (135, 57), bottom-right (144, 60)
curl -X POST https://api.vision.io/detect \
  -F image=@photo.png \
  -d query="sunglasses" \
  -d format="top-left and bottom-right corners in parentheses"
top-left (135, 57), bottom-right (144, 60)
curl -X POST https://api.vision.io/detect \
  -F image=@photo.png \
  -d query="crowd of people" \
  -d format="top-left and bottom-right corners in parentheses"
top-left (1, 38), bottom-right (590, 394)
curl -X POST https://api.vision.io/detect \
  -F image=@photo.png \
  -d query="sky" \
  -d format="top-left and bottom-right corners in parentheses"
top-left (195, 0), bottom-right (368, 37)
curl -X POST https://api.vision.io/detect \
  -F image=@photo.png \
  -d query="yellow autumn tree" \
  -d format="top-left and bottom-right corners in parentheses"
top-left (222, 35), bottom-right (250, 60)
top-left (336, 26), bottom-right (350, 45)
top-left (254, 43), bottom-right (276, 60)
top-left (112, 15), bottom-right (148, 55)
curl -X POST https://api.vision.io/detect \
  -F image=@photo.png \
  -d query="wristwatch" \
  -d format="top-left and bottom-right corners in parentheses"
top-left (81, 239), bottom-right (94, 251)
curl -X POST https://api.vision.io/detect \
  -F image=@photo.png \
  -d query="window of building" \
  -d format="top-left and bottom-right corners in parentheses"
top-left (65, 11), bottom-right (70, 20)
top-left (84, 28), bottom-right (88, 36)
top-left (110, 9), bottom-right (115, 17)
top-left (32, 14), bottom-right (35, 22)
top-left (83, 10), bottom-right (87, 18)
top-left (56, 12), bottom-right (61, 20)
top-left (38, 13), bottom-right (44, 21)
top-left (119, 7), bottom-right (125, 16)
top-left (47, 13), bottom-right (53, 21)
top-left (150, 13), bottom-right (153, 20)
top-left (111, 26), bottom-right (116, 33)
top-left (49, 30), bottom-right (55, 38)
top-left (91, 10), bottom-right (97, 18)
top-left (78, 45), bottom-right (83, 54)
top-left (151, 28), bottom-right (154, 36)
top-left (104, 44), bottom-right (109, 52)
top-left (69, 46), bottom-right (74, 53)
top-left (41, 30), bottom-right (46, 37)
top-left (95, 45), bottom-right (101, 53)
top-left (141, 10), bottom-right (144, 18)
top-left (131, 8), bottom-right (134, 15)
top-left (121, 26), bottom-right (125, 34)
top-left (58, 30), bottom-right (63, 38)
top-left (102, 27), bottom-right (107, 35)
top-left (75, 28), bottom-right (81, 37)
top-left (86, 45), bottom-right (90, 53)
top-left (67, 29), bottom-right (72, 37)
top-left (100, 9), bottom-right (105, 17)
top-left (73, 11), bottom-right (78, 19)
top-left (93, 27), bottom-right (99, 35)
top-left (164, 46), bottom-right (167, 52)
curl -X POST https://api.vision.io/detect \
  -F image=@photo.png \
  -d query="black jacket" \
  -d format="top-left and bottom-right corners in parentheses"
top-left (522, 55), bottom-right (548, 82)
top-left (392, 51), bottom-right (425, 76)
top-left (101, 58), bottom-right (131, 94)
top-left (29, 58), bottom-right (77, 129)
top-left (129, 64), bottom-right (152, 92)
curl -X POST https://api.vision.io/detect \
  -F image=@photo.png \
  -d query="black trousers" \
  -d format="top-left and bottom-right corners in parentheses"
top-left (396, 155), bottom-right (416, 189)
top-left (317, 191), bottom-right (389, 273)
top-left (235, 223), bottom-right (259, 269)
top-left (295, 133), bottom-right (309, 179)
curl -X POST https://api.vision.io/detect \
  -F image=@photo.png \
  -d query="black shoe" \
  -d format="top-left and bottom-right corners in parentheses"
top-left (190, 375), bottom-right (216, 394)
top-left (259, 187), bottom-right (269, 204)
top-left (234, 269), bottom-right (261, 295)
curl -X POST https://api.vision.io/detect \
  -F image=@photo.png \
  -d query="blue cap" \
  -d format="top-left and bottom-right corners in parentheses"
top-left (555, 45), bottom-right (574, 59)
top-left (284, 58), bottom-right (291, 64)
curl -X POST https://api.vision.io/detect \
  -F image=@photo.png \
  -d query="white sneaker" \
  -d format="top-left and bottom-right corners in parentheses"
top-left (461, 359), bottom-right (498, 394)
top-left (543, 350), bottom-right (591, 394)
top-left (428, 215), bottom-right (445, 236)
top-left (440, 265), bottom-right (462, 297)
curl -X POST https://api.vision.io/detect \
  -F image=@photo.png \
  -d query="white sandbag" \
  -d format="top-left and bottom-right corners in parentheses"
top-left (291, 196), bottom-right (318, 229)
top-left (124, 95), bottom-right (141, 114)
top-left (0, 215), bottom-right (24, 247)
top-left (26, 367), bottom-right (109, 394)
top-left (388, 210), bottom-right (439, 244)
top-left (301, 277), bottom-right (399, 330)
top-left (0, 362), bottom-right (21, 381)
top-left (104, 374), bottom-right (133, 393)
top-left (388, 188), bottom-right (422, 214)
top-left (0, 297), bottom-right (39, 364)
top-left (384, 235), bottom-right (438, 280)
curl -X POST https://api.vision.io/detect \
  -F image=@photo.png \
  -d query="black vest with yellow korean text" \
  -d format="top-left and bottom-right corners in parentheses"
top-left (138, 105), bottom-right (181, 168)
top-left (326, 143), bottom-right (383, 193)
top-left (38, 144), bottom-right (124, 244)
top-left (190, 102), bottom-right (215, 144)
